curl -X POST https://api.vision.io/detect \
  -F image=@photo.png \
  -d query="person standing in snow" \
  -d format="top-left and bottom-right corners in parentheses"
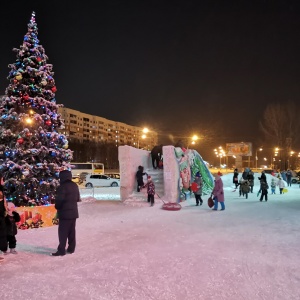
top-left (212, 171), bottom-right (225, 211)
top-left (247, 170), bottom-right (255, 193)
top-left (239, 178), bottom-right (250, 199)
top-left (52, 170), bottom-right (80, 256)
top-left (233, 168), bottom-right (239, 188)
top-left (0, 185), bottom-right (7, 262)
top-left (136, 165), bottom-right (147, 192)
top-left (3, 202), bottom-right (20, 255)
top-left (144, 176), bottom-right (155, 206)
top-left (277, 177), bottom-right (286, 194)
top-left (286, 169), bottom-right (292, 187)
top-left (193, 172), bottom-right (203, 206)
top-left (259, 179), bottom-right (269, 201)
top-left (270, 178), bottom-right (277, 194)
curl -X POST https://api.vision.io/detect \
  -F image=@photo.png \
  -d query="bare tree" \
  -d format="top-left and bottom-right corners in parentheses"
top-left (260, 101), bottom-right (300, 147)
top-left (260, 101), bottom-right (300, 169)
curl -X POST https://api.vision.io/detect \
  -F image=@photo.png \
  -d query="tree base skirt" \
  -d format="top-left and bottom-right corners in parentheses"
top-left (162, 202), bottom-right (182, 211)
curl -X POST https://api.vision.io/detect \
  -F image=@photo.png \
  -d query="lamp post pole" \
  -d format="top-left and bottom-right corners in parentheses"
top-left (255, 148), bottom-right (263, 171)
top-left (255, 150), bottom-right (258, 171)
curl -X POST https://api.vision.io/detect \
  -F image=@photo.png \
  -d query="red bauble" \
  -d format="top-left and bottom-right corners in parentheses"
top-left (17, 138), bottom-right (24, 144)
top-left (37, 57), bottom-right (42, 62)
top-left (23, 94), bottom-right (29, 101)
top-left (45, 120), bottom-right (51, 126)
top-left (51, 86), bottom-right (57, 92)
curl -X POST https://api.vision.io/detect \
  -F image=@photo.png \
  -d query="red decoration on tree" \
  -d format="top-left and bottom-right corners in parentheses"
top-left (45, 120), bottom-right (51, 126)
top-left (37, 57), bottom-right (42, 62)
top-left (17, 137), bottom-right (24, 144)
top-left (51, 86), bottom-right (57, 92)
top-left (23, 94), bottom-right (29, 101)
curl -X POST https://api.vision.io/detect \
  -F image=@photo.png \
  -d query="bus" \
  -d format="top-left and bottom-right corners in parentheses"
top-left (70, 162), bottom-right (105, 178)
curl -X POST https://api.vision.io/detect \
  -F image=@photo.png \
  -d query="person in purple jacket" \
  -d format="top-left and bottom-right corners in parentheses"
top-left (212, 171), bottom-right (225, 211)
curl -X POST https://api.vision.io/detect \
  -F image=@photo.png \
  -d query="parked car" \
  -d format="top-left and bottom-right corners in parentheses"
top-left (84, 174), bottom-right (120, 188)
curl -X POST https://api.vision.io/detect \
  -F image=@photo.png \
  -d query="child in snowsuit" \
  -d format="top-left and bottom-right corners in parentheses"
top-left (270, 178), bottom-right (277, 194)
top-left (3, 202), bottom-right (20, 254)
top-left (259, 180), bottom-right (269, 201)
top-left (239, 179), bottom-right (250, 199)
top-left (145, 176), bottom-right (155, 206)
top-left (277, 177), bottom-right (285, 194)
top-left (193, 172), bottom-right (203, 206)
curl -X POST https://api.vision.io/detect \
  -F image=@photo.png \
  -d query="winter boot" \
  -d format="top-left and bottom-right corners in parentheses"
top-left (10, 248), bottom-right (17, 254)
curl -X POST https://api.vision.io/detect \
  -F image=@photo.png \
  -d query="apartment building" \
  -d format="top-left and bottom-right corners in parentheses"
top-left (58, 107), bottom-right (158, 150)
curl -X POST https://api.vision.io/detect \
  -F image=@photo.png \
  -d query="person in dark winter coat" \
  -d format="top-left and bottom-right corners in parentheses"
top-left (3, 202), bottom-right (20, 254)
top-left (239, 178), bottom-right (250, 199)
top-left (259, 179), bottom-right (269, 201)
top-left (136, 165), bottom-right (147, 192)
top-left (0, 187), bottom-right (7, 261)
top-left (247, 170), bottom-right (255, 193)
top-left (242, 168), bottom-right (249, 180)
top-left (52, 170), bottom-right (80, 256)
top-left (286, 170), bottom-right (292, 187)
top-left (259, 170), bottom-right (266, 182)
top-left (193, 172), bottom-right (203, 206)
top-left (150, 145), bottom-right (163, 169)
top-left (144, 176), bottom-right (156, 206)
top-left (233, 168), bottom-right (239, 188)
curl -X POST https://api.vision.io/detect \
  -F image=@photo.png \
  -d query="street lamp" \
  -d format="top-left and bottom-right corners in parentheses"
top-left (189, 135), bottom-right (198, 148)
top-left (255, 148), bottom-right (263, 171)
top-left (214, 146), bottom-right (225, 168)
top-left (136, 127), bottom-right (150, 149)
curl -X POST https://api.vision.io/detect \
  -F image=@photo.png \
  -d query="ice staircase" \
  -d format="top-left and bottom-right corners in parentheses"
top-left (124, 168), bottom-right (165, 207)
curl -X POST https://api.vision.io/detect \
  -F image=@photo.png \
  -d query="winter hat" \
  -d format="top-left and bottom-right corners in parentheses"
top-left (217, 171), bottom-right (223, 176)
top-left (7, 202), bottom-right (15, 216)
top-left (147, 176), bottom-right (152, 180)
top-left (195, 172), bottom-right (201, 177)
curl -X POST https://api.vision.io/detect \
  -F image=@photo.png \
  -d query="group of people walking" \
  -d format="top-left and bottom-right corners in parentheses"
top-left (233, 168), bottom-right (287, 202)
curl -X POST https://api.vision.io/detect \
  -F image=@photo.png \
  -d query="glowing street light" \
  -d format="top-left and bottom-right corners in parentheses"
top-left (137, 127), bottom-right (149, 148)
top-left (190, 134), bottom-right (198, 146)
top-left (214, 146), bottom-right (225, 168)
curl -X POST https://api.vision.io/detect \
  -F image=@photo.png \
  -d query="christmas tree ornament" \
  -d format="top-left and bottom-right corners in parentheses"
top-left (17, 137), bottom-right (24, 144)
top-left (41, 79), bottom-right (47, 86)
top-left (16, 73), bottom-right (23, 80)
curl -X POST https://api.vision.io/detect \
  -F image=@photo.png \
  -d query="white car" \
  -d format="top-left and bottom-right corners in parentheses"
top-left (84, 174), bottom-right (120, 188)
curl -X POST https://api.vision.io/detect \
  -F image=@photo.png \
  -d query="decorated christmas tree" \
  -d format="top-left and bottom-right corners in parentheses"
top-left (0, 11), bottom-right (72, 207)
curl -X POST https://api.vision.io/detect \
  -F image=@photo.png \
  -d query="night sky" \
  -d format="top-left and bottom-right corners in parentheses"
top-left (1, 1), bottom-right (300, 152)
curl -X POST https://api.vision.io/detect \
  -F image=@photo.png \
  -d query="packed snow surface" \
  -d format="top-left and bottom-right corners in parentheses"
top-left (1, 173), bottom-right (299, 300)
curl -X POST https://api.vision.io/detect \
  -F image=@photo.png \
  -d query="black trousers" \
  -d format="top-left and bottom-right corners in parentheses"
top-left (57, 219), bottom-right (76, 254)
top-left (147, 194), bottom-right (154, 205)
top-left (152, 156), bottom-right (160, 169)
top-left (195, 194), bottom-right (203, 205)
top-left (7, 235), bottom-right (16, 249)
top-left (260, 191), bottom-right (268, 201)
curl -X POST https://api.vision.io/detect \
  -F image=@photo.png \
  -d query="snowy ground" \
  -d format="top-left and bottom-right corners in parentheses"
top-left (1, 173), bottom-right (300, 300)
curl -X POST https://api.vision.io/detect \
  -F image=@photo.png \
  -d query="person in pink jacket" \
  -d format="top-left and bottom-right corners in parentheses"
top-left (212, 171), bottom-right (225, 211)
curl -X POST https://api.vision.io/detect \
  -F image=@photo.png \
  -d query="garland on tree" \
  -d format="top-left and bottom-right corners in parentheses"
top-left (0, 11), bottom-right (73, 207)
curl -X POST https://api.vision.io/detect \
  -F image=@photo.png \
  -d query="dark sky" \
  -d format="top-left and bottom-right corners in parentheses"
top-left (1, 0), bottom-right (300, 148)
